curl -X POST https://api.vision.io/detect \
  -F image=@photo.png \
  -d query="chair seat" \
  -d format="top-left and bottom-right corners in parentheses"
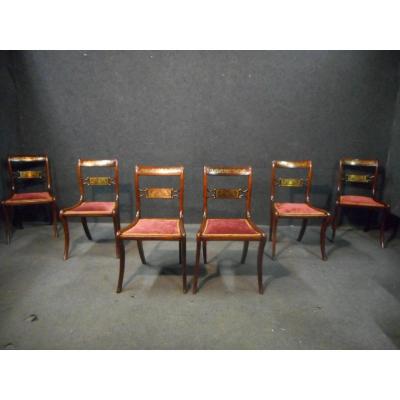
top-left (121, 218), bottom-right (181, 237)
top-left (274, 202), bottom-right (327, 216)
top-left (63, 201), bottom-right (115, 215)
top-left (4, 191), bottom-right (54, 204)
top-left (339, 195), bottom-right (386, 208)
top-left (202, 218), bottom-right (261, 237)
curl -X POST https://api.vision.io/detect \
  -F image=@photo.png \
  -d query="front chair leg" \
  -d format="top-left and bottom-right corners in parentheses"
top-left (116, 239), bottom-right (125, 293)
top-left (51, 202), bottom-right (58, 238)
top-left (2, 204), bottom-right (12, 244)
top-left (181, 238), bottom-right (187, 293)
top-left (137, 240), bottom-right (147, 264)
top-left (81, 217), bottom-right (92, 240)
top-left (297, 218), bottom-right (308, 242)
top-left (192, 239), bottom-right (201, 294)
top-left (202, 241), bottom-right (207, 264)
top-left (257, 237), bottom-right (267, 294)
top-left (320, 216), bottom-right (330, 261)
top-left (380, 207), bottom-right (389, 249)
top-left (241, 241), bottom-right (249, 264)
top-left (60, 214), bottom-right (70, 260)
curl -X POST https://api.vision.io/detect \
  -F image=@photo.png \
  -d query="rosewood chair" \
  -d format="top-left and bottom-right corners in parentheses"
top-left (270, 160), bottom-right (330, 260)
top-left (116, 166), bottom-right (186, 293)
top-left (331, 158), bottom-right (390, 248)
top-left (1, 155), bottom-right (58, 243)
top-left (59, 159), bottom-right (120, 260)
top-left (193, 166), bottom-right (266, 294)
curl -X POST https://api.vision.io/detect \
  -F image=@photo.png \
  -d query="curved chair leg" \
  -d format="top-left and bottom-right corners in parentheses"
top-left (181, 238), bottom-right (187, 293)
top-left (297, 218), bottom-right (308, 241)
top-left (241, 241), bottom-right (249, 264)
top-left (202, 241), bottom-right (207, 264)
top-left (116, 239), bottom-right (125, 293)
top-left (320, 217), bottom-right (330, 261)
top-left (137, 240), bottom-right (147, 264)
top-left (112, 214), bottom-right (120, 258)
top-left (192, 239), bottom-right (201, 294)
top-left (51, 202), bottom-right (58, 238)
top-left (257, 237), bottom-right (267, 294)
top-left (271, 214), bottom-right (278, 259)
top-left (81, 217), bottom-right (92, 240)
top-left (380, 207), bottom-right (389, 249)
top-left (2, 204), bottom-right (12, 244)
top-left (331, 205), bottom-right (341, 241)
top-left (60, 215), bottom-right (70, 260)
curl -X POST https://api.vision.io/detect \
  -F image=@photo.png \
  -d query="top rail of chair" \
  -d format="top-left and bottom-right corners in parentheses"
top-left (340, 158), bottom-right (378, 167)
top-left (79, 159), bottom-right (118, 167)
top-left (9, 155), bottom-right (48, 163)
top-left (272, 160), bottom-right (311, 169)
top-left (204, 166), bottom-right (252, 176)
top-left (136, 165), bottom-right (184, 176)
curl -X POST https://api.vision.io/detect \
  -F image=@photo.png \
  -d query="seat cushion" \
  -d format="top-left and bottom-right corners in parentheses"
top-left (339, 195), bottom-right (385, 207)
top-left (4, 192), bottom-right (53, 203)
top-left (63, 201), bottom-right (115, 215)
top-left (275, 202), bottom-right (327, 216)
top-left (121, 218), bottom-right (181, 237)
top-left (202, 218), bottom-right (260, 236)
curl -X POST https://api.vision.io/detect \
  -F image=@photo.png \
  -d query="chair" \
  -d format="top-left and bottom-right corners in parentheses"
top-left (193, 166), bottom-right (267, 294)
top-left (59, 159), bottom-right (120, 260)
top-left (1, 155), bottom-right (58, 243)
top-left (331, 158), bottom-right (390, 248)
top-left (269, 160), bottom-right (330, 260)
top-left (116, 165), bottom-right (186, 293)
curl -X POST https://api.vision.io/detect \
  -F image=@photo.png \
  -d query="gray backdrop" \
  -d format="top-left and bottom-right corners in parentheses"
top-left (2, 51), bottom-right (400, 224)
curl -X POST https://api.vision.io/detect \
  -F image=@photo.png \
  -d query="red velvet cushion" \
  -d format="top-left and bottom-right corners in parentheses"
top-left (122, 219), bottom-right (181, 237)
top-left (65, 201), bottom-right (115, 214)
top-left (339, 195), bottom-right (385, 207)
top-left (275, 202), bottom-right (326, 216)
top-left (203, 218), bottom-right (260, 236)
top-left (5, 192), bottom-right (52, 203)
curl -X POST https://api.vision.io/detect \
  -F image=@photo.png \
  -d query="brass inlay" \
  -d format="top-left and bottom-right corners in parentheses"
top-left (137, 167), bottom-right (183, 176)
top-left (10, 156), bottom-right (46, 162)
top-left (17, 170), bottom-right (42, 179)
top-left (342, 159), bottom-right (377, 167)
top-left (274, 161), bottom-right (310, 169)
top-left (84, 176), bottom-right (114, 186)
top-left (277, 178), bottom-right (304, 187)
top-left (80, 160), bottom-right (117, 167)
top-left (208, 188), bottom-right (248, 199)
top-left (206, 167), bottom-right (251, 176)
top-left (139, 187), bottom-right (179, 199)
top-left (345, 174), bottom-right (372, 183)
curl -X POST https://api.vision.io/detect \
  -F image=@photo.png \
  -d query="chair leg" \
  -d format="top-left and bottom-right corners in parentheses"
top-left (2, 204), bottom-right (11, 244)
top-left (257, 237), bottom-right (267, 294)
top-left (380, 207), bottom-right (389, 249)
top-left (116, 239), bottom-right (125, 293)
top-left (181, 238), bottom-right (187, 293)
top-left (297, 218), bottom-right (308, 242)
top-left (241, 241), bottom-right (249, 264)
top-left (51, 202), bottom-right (58, 238)
top-left (271, 214), bottom-right (278, 259)
top-left (179, 241), bottom-right (182, 264)
top-left (202, 241), bottom-right (207, 264)
top-left (192, 239), bottom-right (201, 294)
top-left (331, 204), bottom-right (340, 241)
top-left (269, 208), bottom-right (273, 241)
top-left (60, 215), bottom-right (70, 260)
top-left (81, 217), bottom-right (92, 240)
top-left (320, 217), bottom-right (330, 261)
top-left (112, 214), bottom-right (120, 258)
top-left (137, 240), bottom-right (147, 264)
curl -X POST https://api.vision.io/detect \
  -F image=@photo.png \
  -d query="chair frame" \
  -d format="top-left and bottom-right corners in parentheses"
top-left (193, 166), bottom-right (267, 294)
top-left (331, 158), bottom-right (390, 248)
top-left (269, 160), bottom-right (330, 260)
top-left (1, 155), bottom-right (58, 243)
top-left (59, 159), bottom-right (120, 260)
top-left (116, 165), bottom-right (186, 293)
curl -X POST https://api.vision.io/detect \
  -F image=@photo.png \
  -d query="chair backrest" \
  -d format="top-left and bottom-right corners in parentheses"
top-left (337, 158), bottom-right (379, 199)
top-left (77, 159), bottom-right (119, 201)
top-left (203, 166), bottom-right (253, 217)
top-left (270, 160), bottom-right (313, 203)
top-left (134, 165), bottom-right (184, 217)
top-left (8, 155), bottom-right (52, 194)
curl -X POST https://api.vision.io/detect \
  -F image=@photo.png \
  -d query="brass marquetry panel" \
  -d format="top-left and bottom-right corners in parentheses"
top-left (277, 178), bottom-right (304, 187)
top-left (345, 174), bottom-right (372, 183)
top-left (208, 188), bottom-right (248, 199)
top-left (84, 176), bottom-right (114, 186)
top-left (206, 167), bottom-right (251, 176)
top-left (140, 187), bottom-right (178, 199)
top-left (17, 170), bottom-right (42, 179)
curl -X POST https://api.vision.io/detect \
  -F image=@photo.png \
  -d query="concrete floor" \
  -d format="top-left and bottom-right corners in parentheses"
top-left (0, 222), bottom-right (399, 349)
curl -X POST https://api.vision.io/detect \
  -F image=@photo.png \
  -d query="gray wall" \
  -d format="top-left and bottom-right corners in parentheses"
top-left (6, 51), bottom-right (400, 223)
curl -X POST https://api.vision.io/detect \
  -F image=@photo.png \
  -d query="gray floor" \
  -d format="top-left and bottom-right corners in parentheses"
top-left (0, 221), bottom-right (399, 349)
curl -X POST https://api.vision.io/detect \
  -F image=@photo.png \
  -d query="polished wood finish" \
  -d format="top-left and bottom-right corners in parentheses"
top-left (1, 154), bottom-right (58, 243)
top-left (116, 165), bottom-right (187, 293)
top-left (269, 160), bottom-right (330, 260)
top-left (331, 158), bottom-right (390, 248)
top-left (193, 166), bottom-right (266, 294)
top-left (59, 159), bottom-right (120, 260)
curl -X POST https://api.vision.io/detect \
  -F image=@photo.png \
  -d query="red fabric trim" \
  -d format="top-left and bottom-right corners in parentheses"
top-left (203, 219), bottom-right (259, 235)
top-left (275, 202), bottom-right (326, 215)
top-left (339, 195), bottom-right (385, 207)
top-left (124, 219), bottom-right (180, 236)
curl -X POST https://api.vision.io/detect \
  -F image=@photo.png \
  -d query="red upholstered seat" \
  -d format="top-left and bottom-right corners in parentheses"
top-left (64, 201), bottom-right (115, 215)
top-left (121, 218), bottom-right (181, 237)
top-left (275, 202), bottom-right (327, 216)
top-left (202, 218), bottom-right (260, 236)
top-left (339, 195), bottom-right (385, 207)
top-left (5, 192), bottom-right (53, 203)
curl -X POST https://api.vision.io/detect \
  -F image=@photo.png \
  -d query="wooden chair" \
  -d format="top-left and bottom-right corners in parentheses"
top-left (193, 166), bottom-right (267, 294)
top-left (270, 160), bottom-right (330, 260)
top-left (1, 155), bottom-right (58, 243)
top-left (116, 165), bottom-right (186, 293)
top-left (59, 159), bottom-right (120, 260)
top-left (331, 158), bottom-right (390, 248)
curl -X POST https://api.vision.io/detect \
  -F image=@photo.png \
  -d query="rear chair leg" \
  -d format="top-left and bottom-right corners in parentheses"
top-left (112, 214), bottom-right (120, 258)
top-left (331, 204), bottom-right (340, 241)
top-left (137, 240), bottom-right (147, 264)
top-left (271, 214), bottom-right (278, 259)
top-left (202, 241), bottom-right (207, 264)
top-left (257, 237), bottom-right (267, 294)
top-left (297, 218), bottom-right (308, 242)
top-left (241, 241), bottom-right (249, 264)
top-left (51, 202), bottom-right (58, 238)
top-left (60, 214), bottom-right (70, 260)
top-left (117, 239), bottom-right (125, 293)
top-left (81, 217), bottom-right (92, 240)
top-left (181, 238), bottom-right (187, 293)
top-left (320, 216), bottom-right (330, 261)
top-left (192, 239), bottom-right (201, 294)
top-left (380, 207), bottom-right (389, 249)
top-left (2, 204), bottom-right (12, 244)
